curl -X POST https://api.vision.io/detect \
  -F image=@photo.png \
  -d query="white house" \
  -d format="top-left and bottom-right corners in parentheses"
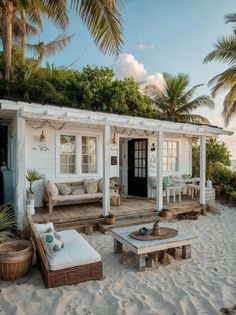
top-left (0, 99), bottom-right (233, 230)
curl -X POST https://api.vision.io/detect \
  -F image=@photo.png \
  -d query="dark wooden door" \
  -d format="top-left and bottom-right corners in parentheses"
top-left (128, 139), bottom-right (148, 197)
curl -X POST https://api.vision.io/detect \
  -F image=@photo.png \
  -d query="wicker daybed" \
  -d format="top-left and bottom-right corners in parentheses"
top-left (28, 217), bottom-right (103, 288)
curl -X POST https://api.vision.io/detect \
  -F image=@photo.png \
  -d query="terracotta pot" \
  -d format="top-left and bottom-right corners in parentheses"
top-left (104, 217), bottom-right (115, 225)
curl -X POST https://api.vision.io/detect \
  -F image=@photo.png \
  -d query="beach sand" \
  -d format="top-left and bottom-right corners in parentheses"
top-left (0, 203), bottom-right (236, 315)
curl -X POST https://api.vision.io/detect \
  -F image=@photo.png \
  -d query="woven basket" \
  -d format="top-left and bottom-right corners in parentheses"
top-left (0, 240), bottom-right (33, 281)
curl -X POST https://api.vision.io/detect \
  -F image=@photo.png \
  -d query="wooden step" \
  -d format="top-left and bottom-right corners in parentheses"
top-left (98, 215), bottom-right (160, 234)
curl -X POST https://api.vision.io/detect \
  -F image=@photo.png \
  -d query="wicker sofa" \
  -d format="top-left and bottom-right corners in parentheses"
top-left (43, 178), bottom-right (121, 213)
top-left (28, 216), bottom-right (103, 288)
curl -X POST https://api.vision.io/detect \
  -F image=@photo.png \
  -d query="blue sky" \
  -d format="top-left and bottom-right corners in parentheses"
top-left (38, 0), bottom-right (236, 156)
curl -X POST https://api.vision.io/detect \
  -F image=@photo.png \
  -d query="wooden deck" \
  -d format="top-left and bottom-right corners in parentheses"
top-left (32, 196), bottom-right (202, 232)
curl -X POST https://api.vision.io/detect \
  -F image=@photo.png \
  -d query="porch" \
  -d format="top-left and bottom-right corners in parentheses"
top-left (32, 196), bottom-right (202, 233)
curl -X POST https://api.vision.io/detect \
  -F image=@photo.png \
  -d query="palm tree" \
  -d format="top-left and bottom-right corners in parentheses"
top-left (152, 73), bottom-right (214, 124)
top-left (0, 0), bottom-right (125, 80)
top-left (204, 14), bottom-right (236, 126)
top-left (27, 33), bottom-right (73, 67)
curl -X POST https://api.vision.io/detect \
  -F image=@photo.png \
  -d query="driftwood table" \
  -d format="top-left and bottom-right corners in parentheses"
top-left (111, 224), bottom-right (197, 271)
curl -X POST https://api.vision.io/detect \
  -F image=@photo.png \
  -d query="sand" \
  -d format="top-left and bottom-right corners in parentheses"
top-left (0, 203), bottom-right (236, 315)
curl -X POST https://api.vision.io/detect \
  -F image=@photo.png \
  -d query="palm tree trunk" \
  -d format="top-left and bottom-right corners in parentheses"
top-left (0, 2), bottom-right (15, 81)
top-left (21, 10), bottom-right (27, 61)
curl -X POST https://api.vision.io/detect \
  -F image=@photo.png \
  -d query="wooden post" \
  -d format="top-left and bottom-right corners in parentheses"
top-left (156, 131), bottom-right (163, 212)
top-left (135, 254), bottom-right (147, 271)
top-left (103, 124), bottom-right (110, 217)
top-left (200, 136), bottom-right (206, 215)
top-left (182, 244), bottom-right (191, 259)
top-left (16, 112), bottom-right (26, 230)
top-left (114, 239), bottom-right (123, 254)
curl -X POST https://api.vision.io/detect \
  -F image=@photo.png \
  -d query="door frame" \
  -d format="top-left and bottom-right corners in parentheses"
top-left (127, 138), bottom-right (148, 198)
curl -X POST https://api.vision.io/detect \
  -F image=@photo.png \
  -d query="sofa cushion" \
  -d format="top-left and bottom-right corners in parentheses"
top-left (71, 186), bottom-right (85, 195)
top-left (51, 193), bottom-right (103, 202)
top-left (84, 179), bottom-right (98, 194)
top-left (41, 230), bottom-right (64, 258)
top-left (35, 222), bottom-right (54, 234)
top-left (56, 183), bottom-right (72, 195)
top-left (48, 230), bottom-right (101, 271)
top-left (45, 180), bottom-right (59, 196)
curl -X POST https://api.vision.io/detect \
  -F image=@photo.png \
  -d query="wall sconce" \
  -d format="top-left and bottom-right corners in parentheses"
top-left (151, 143), bottom-right (156, 152)
top-left (40, 129), bottom-right (46, 143)
top-left (112, 132), bottom-right (117, 144)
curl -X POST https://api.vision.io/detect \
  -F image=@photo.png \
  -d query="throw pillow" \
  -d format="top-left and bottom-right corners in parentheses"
top-left (56, 183), bottom-right (72, 195)
top-left (45, 180), bottom-right (58, 196)
top-left (34, 222), bottom-right (54, 234)
top-left (84, 179), bottom-right (98, 194)
top-left (163, 176), bottom-right (172, 188)
top-left (98, 179), bottom-right (103, 193)
top-left (71, 186), bottom-right (85, 195)
top-left (84, 182), bottom-right (98, 194)
top-left (41, 230), bottom-right (64, 258)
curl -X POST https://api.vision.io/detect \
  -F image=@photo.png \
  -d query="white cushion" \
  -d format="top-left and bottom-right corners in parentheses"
top-left (48, 230), bottom-right (101, 271)
top-left (51, 192), bottom-right (118, 202)
top-left (45, 180), bottom-right (59, 196)
top-left (34, 222), bottom-right (54, 234)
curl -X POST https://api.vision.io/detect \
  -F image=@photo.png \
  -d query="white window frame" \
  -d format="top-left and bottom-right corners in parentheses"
top-left (81, 135), bottom-right (98, 175)
top-left (56, 130), bottom-right (100, 178)
top-left (163, 140), bottom-right (179, 172)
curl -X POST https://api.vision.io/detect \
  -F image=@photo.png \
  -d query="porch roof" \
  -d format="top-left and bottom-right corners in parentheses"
top-left (0, 99), bottom-right (233, 137)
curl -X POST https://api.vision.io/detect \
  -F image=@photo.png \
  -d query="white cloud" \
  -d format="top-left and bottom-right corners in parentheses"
top-left (137, 43), bottom-right (155, 50)
top-left (114, 53), bottom-right (166, 93)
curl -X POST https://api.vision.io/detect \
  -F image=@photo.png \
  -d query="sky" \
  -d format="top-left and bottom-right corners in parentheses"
top-left (38, 0), bottom-right (236, 157)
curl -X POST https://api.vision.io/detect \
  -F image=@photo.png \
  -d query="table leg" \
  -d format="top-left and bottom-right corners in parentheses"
top-left (114, 239), bottom-right (123, 254)
top-left (182, 244), bottom-right (191, 259)
top-left (135, 254), bottom-right (147, 271)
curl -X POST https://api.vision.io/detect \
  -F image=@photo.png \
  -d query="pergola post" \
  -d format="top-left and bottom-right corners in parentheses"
top-left (16, 112), bottom-right (26, 230)
top-left (103, 124), bottom-right (110, 216)
top-left (200, 135), bottom-right (206, 215)
top-left (156, 131), bottom-right (163, 212)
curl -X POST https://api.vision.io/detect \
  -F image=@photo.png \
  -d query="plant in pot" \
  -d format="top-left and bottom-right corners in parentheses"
top-left (0, 203), bottom-right (33, 281)
top-left (104, 213), bottom-right (115, 225)
top-left (26, 169), bottom-right (43, 216)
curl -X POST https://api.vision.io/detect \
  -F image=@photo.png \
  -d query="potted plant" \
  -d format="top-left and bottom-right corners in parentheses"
top-left (104, 213), bottom-right (115, 225)
top-left (26, 169), bottom-right (43, 216)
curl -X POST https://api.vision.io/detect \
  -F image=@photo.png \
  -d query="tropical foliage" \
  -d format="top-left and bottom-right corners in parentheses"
top-left (204, 13), bottom-right (236, 126)
top-left (0, 204), bottom-right (16, 243)
top-left (0, 0), bottom-right (125, 80)
top-left (0, 50), bottom-right (161, 119)
top-left (151, 73), bottom-right (214, 124)
top-left (26, 169), bottom-right (43, 195)
top-left (192, 138), bottom-right (236, 202)
top-left (192, 138), bottom-right (231, 179)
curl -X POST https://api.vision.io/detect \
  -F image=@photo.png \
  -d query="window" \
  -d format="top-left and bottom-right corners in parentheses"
top-left (60, 135), bottom-right (76, 174)
top-left (81, 136), bottom-right (97, 173)
top-left (134, 140), bottom-right (146, 178)
top-left (163, 141), bottom-right (178, 172)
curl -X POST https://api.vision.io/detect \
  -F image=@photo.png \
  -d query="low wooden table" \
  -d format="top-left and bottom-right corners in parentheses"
top-left (111, 224), bottom-right (197, 271)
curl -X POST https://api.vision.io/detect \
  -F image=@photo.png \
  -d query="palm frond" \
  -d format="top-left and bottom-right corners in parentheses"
top-left (71, 0), bottom-right (124, 56)
top-left (41, 0), bottom-right (68, 30)
top-left (222, 83), bottom-right (236, 125)
top-left (44, 33), bottom-right (73, 56)
top-left (0, 204), bottom-right (16, 231)
top-left (225, 13), bottom-right (236, 24)
top-left (204, 35), bottom-right (236, 65)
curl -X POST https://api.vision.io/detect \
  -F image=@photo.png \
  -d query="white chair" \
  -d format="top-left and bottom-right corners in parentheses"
top-left (187, 184), bottom-right (200, 199)
top-left (164, 185), bottom-right (182, 203)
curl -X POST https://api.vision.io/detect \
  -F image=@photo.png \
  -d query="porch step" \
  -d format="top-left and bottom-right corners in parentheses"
top-left (98, 215), bottom-right (160, 234)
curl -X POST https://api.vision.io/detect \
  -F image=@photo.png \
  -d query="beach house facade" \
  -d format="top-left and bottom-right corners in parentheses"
top-left (0, 99), bottom-right (233, 229)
